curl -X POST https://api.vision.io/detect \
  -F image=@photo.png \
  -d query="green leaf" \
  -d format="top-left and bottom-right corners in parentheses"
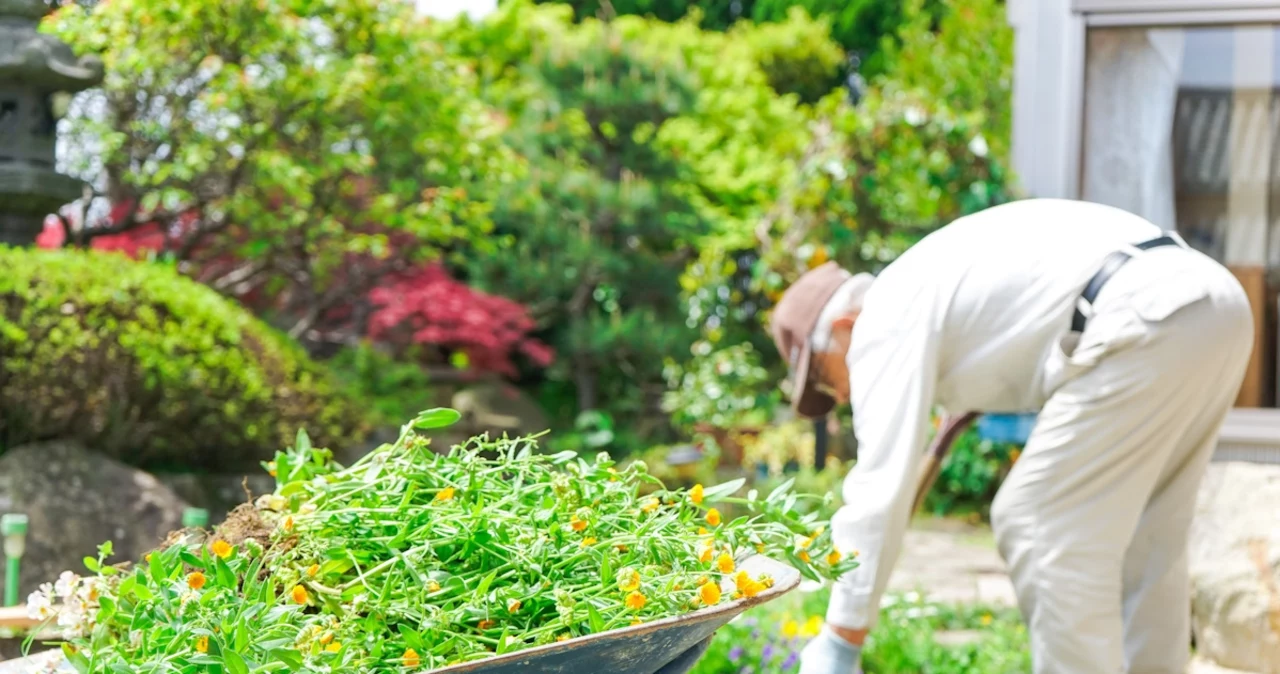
top-left (223, 647), bottom-right (249, 674)
top-left (766, 477), bottom-right (796, 504)
top-left (83, 556), bottom-right (100, 573)
top-left (586, 602), bottom-right (604, 633)
top-left (600, 550), bottom-right (613, 591)
top-left (96, 595), bottom-right (117, 623)
top-left (268, 649), bottom-right (303, 670)
top-left (414, 408), bottom-right (462, 430)
top-left (702, 478), bottom-right (746, 501)
top-left (474, 569), bottom-right (498, 598)
top-left (397, 624), bottom-right (424, 651)
top-left (62, 644), bottom-right (89, 673)
top-left (117, 574), bottom-right (137, 598)
top-left (431, 635), bottom-right (456, 657)
top-left (295, 428), bottom-right (312, 454)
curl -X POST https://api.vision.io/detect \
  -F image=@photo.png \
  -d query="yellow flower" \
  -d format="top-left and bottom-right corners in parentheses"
top-left (283, 516), bottom-right (294, 532)
top-left (402, 647), bottom-right (421, 668)
top-left (145, 553), bottom-right (152, 563)
top-left (734, 571), bottom-right (765, 598)
top-left (630, 617), bottom-right (643, 626)
top-left (625, 591), bottom-right (647, 610)
top-left (755, 543), bottom-right (766, 553)
top-left (436, 487), bottom-right (456, 502)
top-left (698, 541), bottom-right (715, 564)
top-left (801, 616), bottom-right (823, 638)
top-left (478, 619), bottom-right (496, 630)
top-left (291, 585), bottom-right (308, 605)
top-left (698, 527), bottom-right (710, 536)
top-left (325, 642), bottom-right (341, 653)
top-left (716, 553), bottom-right (735, 574)
top-left (782, 619), bottom-right (799, 639)
top-left (427, 580), bottom-right (441, 592)
top-left (307, 563), bottom-right (320, 577)
top-left (617, 567), bottom-right (641, 593)
top-left (615, 543), bottom-right (629, 553)
top-left (798, 551), bottom-right (811, 564)
top-left (211, 540), bottom-right (233, 559)
top-left (827, 550), bottom-right (842, 566)
top-left (570, 515), bottom-right (588, 532)
top-left (608, 468), bottom-right (619, 482)
top-left (195, 636), bottom-right (209, 653)
top-left (640, 497), bottom-right (660, 513)
top-left (689, 484), bottom-right (704, 505)
top-left (699, 580), bottom-right (721, 606)
top-left (706, 508), bottom-right (721, 527)
top-left (508, 599), bottom-right (522, 613)
top-left (186, 572), bottom-right (206, 590)
top-left (981, 614), bottom-right (993, 626)
top-left (267, 461), bottom-right (277, 477)
top-left (319, 631), bottom-right (335, 645)
top-left (556, 635), bottom-right (571, 642)
top-left (581, 537), bottom-right (597, 547)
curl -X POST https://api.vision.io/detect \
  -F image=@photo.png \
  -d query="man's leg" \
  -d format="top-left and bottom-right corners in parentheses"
top-left (1120, 371), bottom-right (1243, 673)
top-left (991, 283), bottom-right (1251, 674)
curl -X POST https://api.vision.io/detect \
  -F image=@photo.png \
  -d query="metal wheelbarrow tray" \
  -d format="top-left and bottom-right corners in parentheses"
top-left (0, 555), bottom-right (801, 674)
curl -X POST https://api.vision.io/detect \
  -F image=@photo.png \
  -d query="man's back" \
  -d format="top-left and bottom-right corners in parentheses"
top-left (856, 198), bottom-right (1199, 413)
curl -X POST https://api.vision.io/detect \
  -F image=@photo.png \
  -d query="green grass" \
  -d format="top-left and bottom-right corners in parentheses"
top-left (692, 587), bottom-right (1031, 674)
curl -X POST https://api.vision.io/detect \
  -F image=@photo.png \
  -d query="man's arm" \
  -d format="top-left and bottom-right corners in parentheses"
top-left (826, 314), bottom-right (941, 634)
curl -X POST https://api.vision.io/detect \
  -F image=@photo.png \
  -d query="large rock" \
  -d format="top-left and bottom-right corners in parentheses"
top-left (451, 381), bottom-right (549, 440)
top-left (1190, 462), bottom-right (1280, 673)
top-left (0, 442), bottom-right (188, 597)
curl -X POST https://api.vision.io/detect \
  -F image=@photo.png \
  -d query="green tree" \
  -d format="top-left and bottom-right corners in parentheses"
top-left (878, 0), bottom-right (1014, 162)
top-left (44, 0), bottom-right (509, 344)
top-left (751, 0), bottom-right (945, 77)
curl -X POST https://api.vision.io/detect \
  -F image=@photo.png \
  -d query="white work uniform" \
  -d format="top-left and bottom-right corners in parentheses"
top-left (828, 198), bottom-right (1253, 673)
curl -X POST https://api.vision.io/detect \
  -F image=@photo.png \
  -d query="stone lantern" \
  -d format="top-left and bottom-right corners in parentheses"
top-left (0, 0), bottom-right (102, 245)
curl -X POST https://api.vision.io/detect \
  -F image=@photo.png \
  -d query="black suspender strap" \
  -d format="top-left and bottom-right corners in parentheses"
top-left (1070, 235), bottom-right (1185, 333)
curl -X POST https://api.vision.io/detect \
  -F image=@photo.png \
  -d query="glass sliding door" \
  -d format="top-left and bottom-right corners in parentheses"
top-left (1081, 21), bottom-right (1280, 406)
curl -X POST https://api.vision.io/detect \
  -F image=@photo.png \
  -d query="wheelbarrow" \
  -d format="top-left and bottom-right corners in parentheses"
top-left (0, 555), bottom-right (801, 674)
top-left (2, 417), bottom-right (984, 674)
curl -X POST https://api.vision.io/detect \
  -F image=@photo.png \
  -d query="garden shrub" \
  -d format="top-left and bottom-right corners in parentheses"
top-left (923, 424), bottom-right (1019, 518)
top-left (0, 247), bottom-right (367, 470)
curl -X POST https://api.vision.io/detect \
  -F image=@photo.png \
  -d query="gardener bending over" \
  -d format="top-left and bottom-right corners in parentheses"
top-left (769, 198), bottom-right (1251, 674)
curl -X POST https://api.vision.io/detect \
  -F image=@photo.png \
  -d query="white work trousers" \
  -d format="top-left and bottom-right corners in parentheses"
top-left (990, 263), bottom-right (1252, 674)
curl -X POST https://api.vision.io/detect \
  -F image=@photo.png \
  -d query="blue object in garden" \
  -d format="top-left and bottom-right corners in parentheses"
top-left (976, 413), bottom-right (1037, 445)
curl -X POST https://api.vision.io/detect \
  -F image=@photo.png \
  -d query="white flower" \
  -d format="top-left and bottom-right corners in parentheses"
top-left (26, 587), bottom-right (53, 620)
top-left (54, 571), bottom-right (80, 599)
top-left (903, 106), bottom-right (926, 126)
top-left (968, 134), bottom-right (990, 158)
top-left (56, 600), bottom-right (86, 632)
top-left (823, 159), bottom-right (848, 181)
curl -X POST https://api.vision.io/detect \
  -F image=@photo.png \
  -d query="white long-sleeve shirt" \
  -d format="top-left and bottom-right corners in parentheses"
top-left (827, 198), bottom-right (1183, 628)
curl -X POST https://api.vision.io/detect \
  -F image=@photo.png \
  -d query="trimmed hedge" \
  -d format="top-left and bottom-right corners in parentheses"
top-left (0, 246), bottom-right (367, 470)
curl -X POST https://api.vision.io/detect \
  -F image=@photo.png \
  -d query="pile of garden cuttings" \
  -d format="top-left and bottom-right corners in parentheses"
top-left (30, 408), bottom-right (856, 673)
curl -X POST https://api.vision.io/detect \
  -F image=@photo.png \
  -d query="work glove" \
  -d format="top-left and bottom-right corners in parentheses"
top-left (797, 627), bottom-right (864, 674)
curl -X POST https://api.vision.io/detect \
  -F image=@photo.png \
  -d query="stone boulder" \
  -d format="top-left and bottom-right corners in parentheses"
top-left (1190, 462), bottom-right (1280, 673)
top-left (0, 442), bottom-right (188, 597)
top-left (451, 381), bottom-right (549, 440)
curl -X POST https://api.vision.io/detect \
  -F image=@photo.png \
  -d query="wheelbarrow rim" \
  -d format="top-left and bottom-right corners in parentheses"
top-left (430, 554), bottom-right (803, 673)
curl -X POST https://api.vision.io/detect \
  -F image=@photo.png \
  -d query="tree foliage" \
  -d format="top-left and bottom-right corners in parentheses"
top-left (44, 0), bottom-right (510, 344)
